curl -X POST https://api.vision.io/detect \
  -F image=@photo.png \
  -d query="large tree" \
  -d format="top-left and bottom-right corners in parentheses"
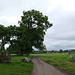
top-left (0, 9), bottom-right (52, 55)
top-left (18, 9), bottom-right (52, 55)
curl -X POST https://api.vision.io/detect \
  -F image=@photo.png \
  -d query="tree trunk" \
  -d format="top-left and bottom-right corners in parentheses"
top-left (19, 48), bottom-right (23, 56)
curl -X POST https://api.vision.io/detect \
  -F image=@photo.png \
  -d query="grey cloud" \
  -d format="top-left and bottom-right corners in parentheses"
top-left (0, 0), bottom-right (75, 50)
top-left (44, 39), bottom-right (75, 50)
top-left (0, 0), bottom-right (48, 17)
top-left (0, 0), bottom-right (48, 26)
top-left (44, 7), bottom-right (75, 50)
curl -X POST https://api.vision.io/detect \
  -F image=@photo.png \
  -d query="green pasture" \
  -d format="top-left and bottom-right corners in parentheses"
top-left (0, 53), bottom-right (75, 75)
top-left (0, 54), bottom-right (33, 75)
top-left (32, 53), bottom-right (75, 74)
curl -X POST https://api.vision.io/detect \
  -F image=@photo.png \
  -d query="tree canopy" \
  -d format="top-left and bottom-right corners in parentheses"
top-left (0, 9), bottom-right (52, 55)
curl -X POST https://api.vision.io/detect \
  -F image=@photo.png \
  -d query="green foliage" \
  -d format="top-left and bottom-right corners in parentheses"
top-left (18, 9), bottom-right (52, 54)
top-left (59, 49), bottom-right (63, 53)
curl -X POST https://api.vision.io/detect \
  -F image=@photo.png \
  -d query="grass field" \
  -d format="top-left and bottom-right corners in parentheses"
top-left (33, 53), bottom-right (75, 74)
top-left (0, 55), bottom-right (33, 75)
top-left (0, 53), bottom-right (75, 75)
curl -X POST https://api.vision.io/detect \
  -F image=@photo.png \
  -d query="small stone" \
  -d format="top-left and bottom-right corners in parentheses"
top-left (21, 57), bottom-right (31, 63)
top-left (69, 55), bottom-right (74, 62)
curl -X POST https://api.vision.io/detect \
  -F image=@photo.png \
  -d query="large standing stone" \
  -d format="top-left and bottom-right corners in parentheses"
top-left (67, 52), bottom-right (70, 55)
top-left (0, 50), bottom-right (11, 63)
top-left (21, 57), bottom-right (31, 63)
top-left (69, 55), bottom-right (74, 62)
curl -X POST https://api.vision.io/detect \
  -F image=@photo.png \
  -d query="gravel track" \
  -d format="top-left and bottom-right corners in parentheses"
top-left (30, 56), bottom-right (71, 75)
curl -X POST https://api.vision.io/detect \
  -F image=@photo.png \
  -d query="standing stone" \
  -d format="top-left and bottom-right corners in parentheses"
top-left (67, 52), bottom-right (70, 55)
top-left (69, 55), bottom-right (74, 62)
top-left (0, 50), bottom-right (11, 63)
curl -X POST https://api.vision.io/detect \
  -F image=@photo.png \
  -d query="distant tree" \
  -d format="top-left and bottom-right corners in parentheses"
top-left (64, 50), bottom-right (68, 52)
top-left (71, 49), bottom-right (75, 52)
top-left (51, 50), bottom-right (54, 53)
top-left (59, 49), bottom-right (63, 53)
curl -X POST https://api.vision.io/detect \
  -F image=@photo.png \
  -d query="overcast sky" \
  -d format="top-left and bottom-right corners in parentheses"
top-left (0, 0), bottom-right (75, 50)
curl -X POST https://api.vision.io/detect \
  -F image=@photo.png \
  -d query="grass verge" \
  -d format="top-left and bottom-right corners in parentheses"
top-left (0, 54), bottom-right (33, 75)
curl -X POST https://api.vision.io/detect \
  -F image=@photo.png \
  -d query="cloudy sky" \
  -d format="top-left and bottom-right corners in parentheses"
top-left (0, 0), bottom-right (75, 50)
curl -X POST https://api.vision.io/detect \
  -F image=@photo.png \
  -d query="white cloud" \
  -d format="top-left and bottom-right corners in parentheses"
top-left (0, 16), bottom-right (20, 23)
top-left (0, 16), bottom-right (21, 26)
top-left (47, 0), bottom-right (75, 12)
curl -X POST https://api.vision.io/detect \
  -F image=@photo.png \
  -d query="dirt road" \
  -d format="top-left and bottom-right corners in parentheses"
top-left (30, 56), bottom-right (73, 75)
